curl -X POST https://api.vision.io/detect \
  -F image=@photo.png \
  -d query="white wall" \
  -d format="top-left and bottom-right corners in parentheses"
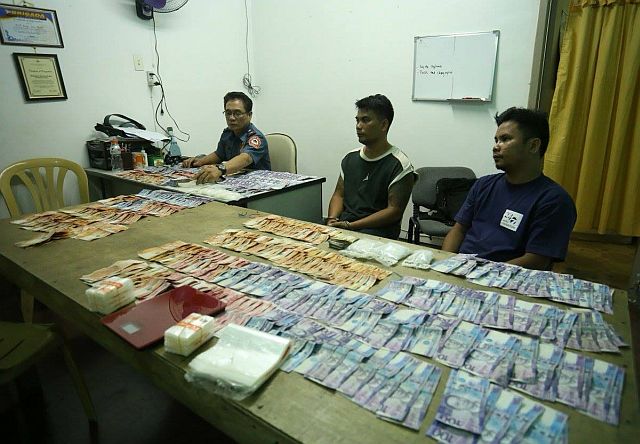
top-left (0, 0), bottom-right (250, 218)
top-left (252, 0), bottom-right (542, 231)
top-left (0, 0), bottom-right (542, 224)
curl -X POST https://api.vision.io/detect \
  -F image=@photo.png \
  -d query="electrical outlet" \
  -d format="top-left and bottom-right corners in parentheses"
top-left (146, 71), bottom-right (158, 87)
top-left (133, 55), bottom-right (144, 71)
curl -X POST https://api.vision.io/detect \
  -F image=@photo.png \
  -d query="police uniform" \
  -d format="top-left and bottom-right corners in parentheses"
top-left (214, 123), bottom-right (271, 170)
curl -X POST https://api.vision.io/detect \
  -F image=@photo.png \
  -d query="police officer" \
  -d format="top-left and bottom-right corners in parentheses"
top-left (183, 91), bottom-right (270, 184)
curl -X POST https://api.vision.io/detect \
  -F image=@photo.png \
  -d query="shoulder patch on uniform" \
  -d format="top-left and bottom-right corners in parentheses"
top-left (248, 135), bottom-right (262, 149)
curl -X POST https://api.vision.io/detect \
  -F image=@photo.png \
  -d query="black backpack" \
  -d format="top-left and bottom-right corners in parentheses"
top-left (434, 178), bottom-right (477, 225)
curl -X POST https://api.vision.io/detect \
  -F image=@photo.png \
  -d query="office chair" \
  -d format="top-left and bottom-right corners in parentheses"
top-left (265, 133), bottom-right (297, 173)
top-left (408, 166), bottom-right (476, 245)
top-left (0, 158), bottom-right (90, 322)
top-left (0, 322), bottom-right (97, 441)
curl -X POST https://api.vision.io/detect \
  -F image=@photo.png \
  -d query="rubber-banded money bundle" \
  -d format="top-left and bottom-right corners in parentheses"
top-left (85, 277), bottom-right (135, 314)
top-left (165, 313), bottom-right (216, 356)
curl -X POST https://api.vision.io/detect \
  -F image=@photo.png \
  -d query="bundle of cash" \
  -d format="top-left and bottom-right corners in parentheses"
top-left (373, 276), bottom-right (625, 353)
top-left (85, 276), bottom-right (136, 314)
top-left (428, 372), bottom-right (568, 444)
top-left (164, 312), bottom-right (216, 356)
top-left (430, 254), bottom-right (614, 313)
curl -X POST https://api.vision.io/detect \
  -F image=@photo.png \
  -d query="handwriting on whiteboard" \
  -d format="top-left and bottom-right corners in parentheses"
top-left (417, 64), bottom-right (453, 76)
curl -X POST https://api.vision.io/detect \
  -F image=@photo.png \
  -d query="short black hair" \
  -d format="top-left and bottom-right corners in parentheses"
top-left (355, 94), bottom-right (394, 128)
top-left (495, 107), bottom-right (550, 156)
top-left (224, 91), bottom-right (253, 113)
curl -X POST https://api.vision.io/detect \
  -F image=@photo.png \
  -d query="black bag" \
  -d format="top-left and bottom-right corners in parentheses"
top-left (434, 177), bottom-right (477, 225)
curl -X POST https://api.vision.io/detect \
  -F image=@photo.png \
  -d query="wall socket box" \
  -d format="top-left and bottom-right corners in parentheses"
top-left (146, 72), bottom-right (158, 87)
top-left (133, 55), bottom-right (144, 71)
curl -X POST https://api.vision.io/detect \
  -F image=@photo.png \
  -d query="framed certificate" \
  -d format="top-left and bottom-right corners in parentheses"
top-left (13, 53), bottom-right (68, 101)
top-left (0, 3), bottom-right (64, 47)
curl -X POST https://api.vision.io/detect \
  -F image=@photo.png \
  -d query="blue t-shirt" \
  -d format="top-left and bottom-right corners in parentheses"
top-left (456, 173), bottom-right (576, 262)
top-left (214, 123), bottom-right (271, 170)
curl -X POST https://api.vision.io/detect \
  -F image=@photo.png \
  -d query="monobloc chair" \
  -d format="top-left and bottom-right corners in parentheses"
top-left (0, 322), bottom-right (97, 441)
top-left (265, 133), bottom-right (297, 173)
top-left (0, 158), bottom-right (90, 322)
top-left (408, 166), bottom-right (476, 245)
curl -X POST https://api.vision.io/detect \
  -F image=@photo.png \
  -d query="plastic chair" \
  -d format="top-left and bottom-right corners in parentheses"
top-left (265, 133), bottom-right (297, 173)
top-left (0, 158), bottom-right (90, 322)
top-left (0, 157), bottom-right (89, 217)
top-left (408, 166), bottom-right (476, 244)
top-left (0, 322), bottom-right (97, 440)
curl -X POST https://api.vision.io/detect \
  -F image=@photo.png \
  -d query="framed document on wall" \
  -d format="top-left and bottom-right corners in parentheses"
top-left (13, 53), bottom-right (68, 101)
top-left (0, 3), bottom-right (64, 47)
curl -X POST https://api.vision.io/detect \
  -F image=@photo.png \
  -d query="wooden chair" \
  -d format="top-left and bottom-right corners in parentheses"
top-left (0, 158), bottom-right (90, 322)
top-left (265, 133), bottom-right (297, 173)
top-left (0, 322), bottom-right (97, 440)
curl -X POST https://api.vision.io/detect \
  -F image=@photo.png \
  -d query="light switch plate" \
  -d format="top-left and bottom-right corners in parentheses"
top-left (133, 55), bottom-right (144, 71)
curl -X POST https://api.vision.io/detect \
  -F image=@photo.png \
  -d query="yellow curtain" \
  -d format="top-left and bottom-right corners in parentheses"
top-left (545, 0), bottom-right (640, 236)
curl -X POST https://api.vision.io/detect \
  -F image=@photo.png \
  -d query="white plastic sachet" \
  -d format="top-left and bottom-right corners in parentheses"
top-left (185, 324), bottom-right (291, 400)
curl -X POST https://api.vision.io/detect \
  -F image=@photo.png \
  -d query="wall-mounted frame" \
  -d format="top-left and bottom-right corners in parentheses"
top-left (13, 53), bottom-right (67, 101)
top-left (0, 3), bottom-right (64, 47)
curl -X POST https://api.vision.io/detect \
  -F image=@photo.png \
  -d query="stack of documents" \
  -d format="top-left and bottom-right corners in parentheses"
top-left (86, 277), bottom-right (135, 314)
top-left (186, 324), bottom-right (291, 399)
top-left (164, 312), bottom-right (216, 356)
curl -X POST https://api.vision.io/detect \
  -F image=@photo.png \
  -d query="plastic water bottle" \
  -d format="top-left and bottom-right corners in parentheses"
top-left (167, 127), bottom-right (182, 157)
top-left (110, 138), bottom-right (123, 172)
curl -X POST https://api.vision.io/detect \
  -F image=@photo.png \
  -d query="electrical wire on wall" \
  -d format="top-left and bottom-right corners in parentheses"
top-left (243, 0), bottom-right (260, 97)
top-left (150, 15), bottom-right (190, 144)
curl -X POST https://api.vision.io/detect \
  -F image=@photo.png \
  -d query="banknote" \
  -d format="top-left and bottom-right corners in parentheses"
top-left (435, 370), bottom-right (490, 434)
top-left (375, 279), bottom-right (413, 303)
top-left (553, 351), bottom-right (588, 409)
top-left (280, 341), bottom-right (316, 372)
top-left (322, 350), bottom-right (366, 389)
top-left (580, 358), bottom-right (620, 423)
top-left (427, 420), bottom-right (479, 444)
top-left (377, 361), bottom-right (435, 422)
top-left (364, 359), bottom-right (419, 412)
top-left (512, 336), bottom-right (538, 383)
top-left (463, 330), bottom-right (518, 379)
top-left (305, 346), bottom-right (350, 383)
top-left (337, 349), bottom-right (397, 397)
top-left (480, 389), bottom-right (522, 444)
top-left (509, 343), bottom-right (562, 401)
top-left (407, 325), bottom-right (443, 358)
top-left (436, 322), bottom-right (485, 369)
top-left (522, 404), bottom-right (567, 444)
top-left (401, 366), bottom-right (442, 430)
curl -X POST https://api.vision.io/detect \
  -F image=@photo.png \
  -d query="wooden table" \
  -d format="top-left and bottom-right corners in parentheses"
top-left (1, 201), bottom-right (638, 443)
top-left (85, 168), bottom-right (326, 224)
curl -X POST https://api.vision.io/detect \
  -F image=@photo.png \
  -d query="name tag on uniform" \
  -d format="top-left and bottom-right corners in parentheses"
top-left (500, 209), bottom-right (523, 231)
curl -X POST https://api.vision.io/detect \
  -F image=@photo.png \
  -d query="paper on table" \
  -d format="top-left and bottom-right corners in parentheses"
top-left (186, 324), bottom-right (291, 399)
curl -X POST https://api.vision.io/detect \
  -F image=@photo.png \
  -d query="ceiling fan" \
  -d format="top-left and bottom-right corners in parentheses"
top-left (135, 0), bottom-right (189, 20)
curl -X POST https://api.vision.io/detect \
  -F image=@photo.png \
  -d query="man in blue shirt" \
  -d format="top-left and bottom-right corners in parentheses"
top-left (182, 91), bottom-right (270, 183)
top-left (442, 107), bottom-right (577, 270)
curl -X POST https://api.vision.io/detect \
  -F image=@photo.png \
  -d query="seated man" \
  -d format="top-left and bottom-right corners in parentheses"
top-left (182, 91), bottom-right (270, 183)
top-left (327, 94), bottom-right (415, 240)
top-left (442, 107), bottom-right (577, 270)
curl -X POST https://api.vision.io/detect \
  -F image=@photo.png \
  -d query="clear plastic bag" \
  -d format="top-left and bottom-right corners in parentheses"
top-left (185, 324), bottom-right (291, 400)
top-left (401, 249), bottom-right (434, 270)
top-left (342, 239), bottom-right (412, 267)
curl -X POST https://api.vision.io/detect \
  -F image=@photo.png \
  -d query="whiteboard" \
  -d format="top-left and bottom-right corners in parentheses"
top-left (412, 31), bottom-right (499, 102)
